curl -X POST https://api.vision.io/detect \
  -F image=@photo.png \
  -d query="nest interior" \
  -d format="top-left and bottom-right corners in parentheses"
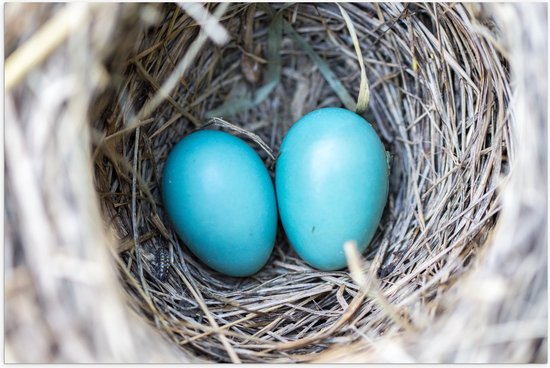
top-left (91, 3), bottom-right (511, 363)
top-left (6, 2), bottom-right (547, 364)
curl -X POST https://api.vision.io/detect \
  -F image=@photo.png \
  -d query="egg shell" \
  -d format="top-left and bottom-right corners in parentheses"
top-left (161, 130), bottom-right (278, 277)
top-left (275, 107), bottom-right (389, 271)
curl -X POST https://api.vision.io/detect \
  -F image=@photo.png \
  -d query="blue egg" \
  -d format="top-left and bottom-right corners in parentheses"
top-left (161, 130), bottom-right (278, 277)
top-left (275, 107), bottom-right (389, 271)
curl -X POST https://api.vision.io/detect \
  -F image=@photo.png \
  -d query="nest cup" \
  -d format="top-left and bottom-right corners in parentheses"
top-left (5, 2), bottom-right (547, 363)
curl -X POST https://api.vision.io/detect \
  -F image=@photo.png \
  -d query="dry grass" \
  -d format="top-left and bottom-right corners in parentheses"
top-left (5, 2), bottom-right (547, 363)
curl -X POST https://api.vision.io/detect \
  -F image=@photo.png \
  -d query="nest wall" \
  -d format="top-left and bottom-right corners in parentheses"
top-left (5, 2), bottom-right (547, 363)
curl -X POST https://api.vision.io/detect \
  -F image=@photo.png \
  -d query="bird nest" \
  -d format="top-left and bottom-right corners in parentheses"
top-left (5, 2), bottom-right (547, 363)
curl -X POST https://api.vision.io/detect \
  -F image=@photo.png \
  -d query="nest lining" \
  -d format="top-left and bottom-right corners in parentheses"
top-left (92, 3), bottom-right (511, 363)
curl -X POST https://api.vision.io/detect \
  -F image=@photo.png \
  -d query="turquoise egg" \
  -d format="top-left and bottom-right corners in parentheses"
top-left (275, 107), bottom-right (389, 271)
top-left (161, 130), bottom-right (278, 277)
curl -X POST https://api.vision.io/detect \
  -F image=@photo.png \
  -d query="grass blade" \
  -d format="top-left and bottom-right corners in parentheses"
top-left (283, 19), bottom-right (356, 111)
top-left (337, 4), bottom-right (370, 114)
top-left (206, 9), bottom-right (283, 118)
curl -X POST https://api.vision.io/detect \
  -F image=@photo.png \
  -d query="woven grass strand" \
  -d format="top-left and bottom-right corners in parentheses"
top-left (5, 2), bottom-right (546, 364)
top-left (337, 3), bottom-right (370, 113)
